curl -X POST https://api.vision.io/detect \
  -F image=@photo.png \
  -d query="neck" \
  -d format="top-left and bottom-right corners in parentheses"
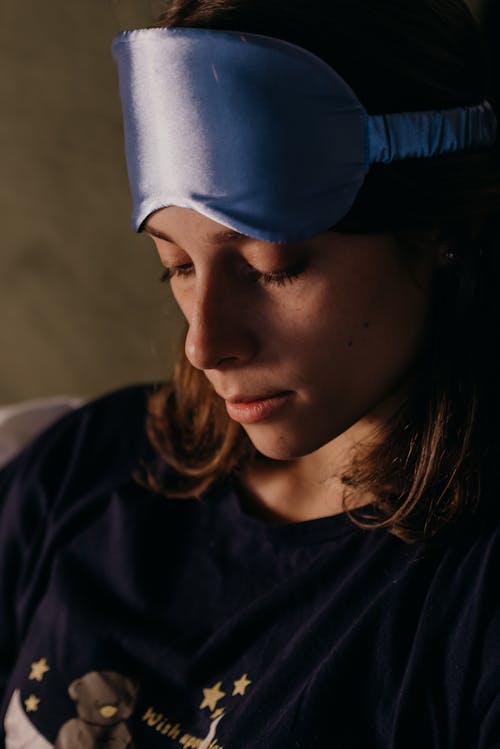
top-left (237, 383), bottom-right (410, 524)
top-left (236, 422), bottom-right (376, 524)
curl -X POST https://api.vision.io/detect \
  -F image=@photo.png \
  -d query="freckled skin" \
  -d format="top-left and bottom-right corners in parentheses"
top-left (147, 206), bottom-right (439, 474)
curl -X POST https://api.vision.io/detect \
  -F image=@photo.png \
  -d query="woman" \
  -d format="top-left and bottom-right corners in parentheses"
top-left (1, 0), bottom-right (500, 746)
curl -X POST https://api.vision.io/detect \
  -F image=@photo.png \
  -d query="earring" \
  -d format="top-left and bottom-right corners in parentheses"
top-left (438, 245), bottom-right (457, 266)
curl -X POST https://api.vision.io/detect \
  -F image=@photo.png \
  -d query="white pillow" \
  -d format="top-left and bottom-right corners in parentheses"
top-left (0, 395), bottom-right (86, 469)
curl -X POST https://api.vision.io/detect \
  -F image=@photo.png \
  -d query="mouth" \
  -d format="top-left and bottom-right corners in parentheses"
top-left (225, 391), bottom-right (290, 404)
top-left (224, 391), bottom-right (293, 424)
top-left (99, 705), bottom-right (119, 718)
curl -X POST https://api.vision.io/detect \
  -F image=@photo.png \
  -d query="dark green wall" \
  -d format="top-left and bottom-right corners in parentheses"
top-left (0, 0), bottom-right (183, 404)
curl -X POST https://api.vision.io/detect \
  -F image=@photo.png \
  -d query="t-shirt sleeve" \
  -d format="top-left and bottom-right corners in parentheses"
top-left (478, 690), bottom-right (500, 748)
top-left (0, 420), bottom-right (68, 707)
top-left (0, 384), bottom-right (151, 710)
top-left (461, 516), bottom-right (500, 748)
top-left (475, 576), bottom-right (500, 747)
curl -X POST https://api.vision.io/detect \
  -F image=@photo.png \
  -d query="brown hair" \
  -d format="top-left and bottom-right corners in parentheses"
top-left (133, 0), bottom-right (500, 544)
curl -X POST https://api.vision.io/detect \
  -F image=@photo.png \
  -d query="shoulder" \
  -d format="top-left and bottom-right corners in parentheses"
top-left (422, 500), bottom-right (500, 630)
top-left (0, 381), bottom-right (162, 508)
top-left (443, 508), bottom-right (500, 740)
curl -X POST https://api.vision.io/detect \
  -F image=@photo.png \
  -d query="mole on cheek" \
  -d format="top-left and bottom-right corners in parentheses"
top-left (347, 338), bottom-right (354, 348)
top-left (362, 321), bottom-right (370, 329)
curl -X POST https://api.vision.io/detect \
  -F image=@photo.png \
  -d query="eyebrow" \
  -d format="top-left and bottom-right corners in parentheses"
top-left (144, 223), bottom-right (251, 245)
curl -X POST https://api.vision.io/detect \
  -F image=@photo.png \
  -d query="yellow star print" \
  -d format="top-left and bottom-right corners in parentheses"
top-left (200, 681), bottom-right (226, 712)
top-left (29, 658), bottom-right (50, 682)
top-left (24, 694), bottom-right (40, 713)
top-left (233, 673), bottom-right (252, 696)
top-left (211, 708), bottom-right (225, 719)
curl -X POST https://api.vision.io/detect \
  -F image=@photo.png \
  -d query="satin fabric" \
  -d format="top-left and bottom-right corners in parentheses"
top-left (112, 27), bottom-right (497, 242)
top-left (368, 102), bottom-right (496, 164)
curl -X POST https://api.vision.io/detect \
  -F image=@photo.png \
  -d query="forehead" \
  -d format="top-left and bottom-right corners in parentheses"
top-left (144, 221), bottom-right (252, 246)
top-left (143, 206), bottom-right (291, 250)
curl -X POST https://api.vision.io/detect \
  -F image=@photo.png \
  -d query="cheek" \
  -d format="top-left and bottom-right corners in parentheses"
top-left (332, 275), bottom-right (432, 395)
top-left (278, 282), bottom-right (370, 356)
top-left (290, 272), bottom-right (431, 378)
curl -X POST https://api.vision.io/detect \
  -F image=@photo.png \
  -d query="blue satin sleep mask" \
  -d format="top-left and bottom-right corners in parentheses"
top-left (112, 27), bottom-right (497, 242)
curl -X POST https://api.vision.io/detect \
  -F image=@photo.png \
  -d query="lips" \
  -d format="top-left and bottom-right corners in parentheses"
top-left (225, 391), bottom-right (289, 404)
top-left (224, 391), bottom-right (293, 424)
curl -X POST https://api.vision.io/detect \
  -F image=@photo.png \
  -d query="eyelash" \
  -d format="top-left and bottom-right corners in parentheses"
top-left (158, 263), bottom-right (305, 287)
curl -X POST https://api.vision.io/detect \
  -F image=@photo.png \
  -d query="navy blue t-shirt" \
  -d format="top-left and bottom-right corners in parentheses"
top-left (1, 383), bottom-right (500, 748)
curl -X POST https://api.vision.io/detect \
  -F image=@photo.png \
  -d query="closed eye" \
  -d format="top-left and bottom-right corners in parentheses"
top-left (158, 264), bottom-right (192, 282)
top-left (159, 261), bottom-right (306, 287)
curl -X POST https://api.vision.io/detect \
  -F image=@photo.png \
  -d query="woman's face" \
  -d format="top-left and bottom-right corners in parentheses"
top-left (146, 206), bottom-right (438, 460)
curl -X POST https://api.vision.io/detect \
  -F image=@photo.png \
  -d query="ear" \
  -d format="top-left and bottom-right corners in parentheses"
top-left (68, 678), bottom-right (82, 700)
top-left (436, 239), bottom-right (457, 268)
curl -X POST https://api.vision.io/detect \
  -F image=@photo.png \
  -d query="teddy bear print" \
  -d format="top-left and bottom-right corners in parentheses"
top-left (54, 670), bottom-right (138, 748)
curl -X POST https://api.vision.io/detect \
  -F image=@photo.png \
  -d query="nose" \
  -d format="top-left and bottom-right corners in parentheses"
top-left (184, 274), bottom-right (259, 370)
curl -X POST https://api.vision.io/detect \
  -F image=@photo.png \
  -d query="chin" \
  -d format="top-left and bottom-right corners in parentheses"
top-left (243, 425), bottom-right (332, 462)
